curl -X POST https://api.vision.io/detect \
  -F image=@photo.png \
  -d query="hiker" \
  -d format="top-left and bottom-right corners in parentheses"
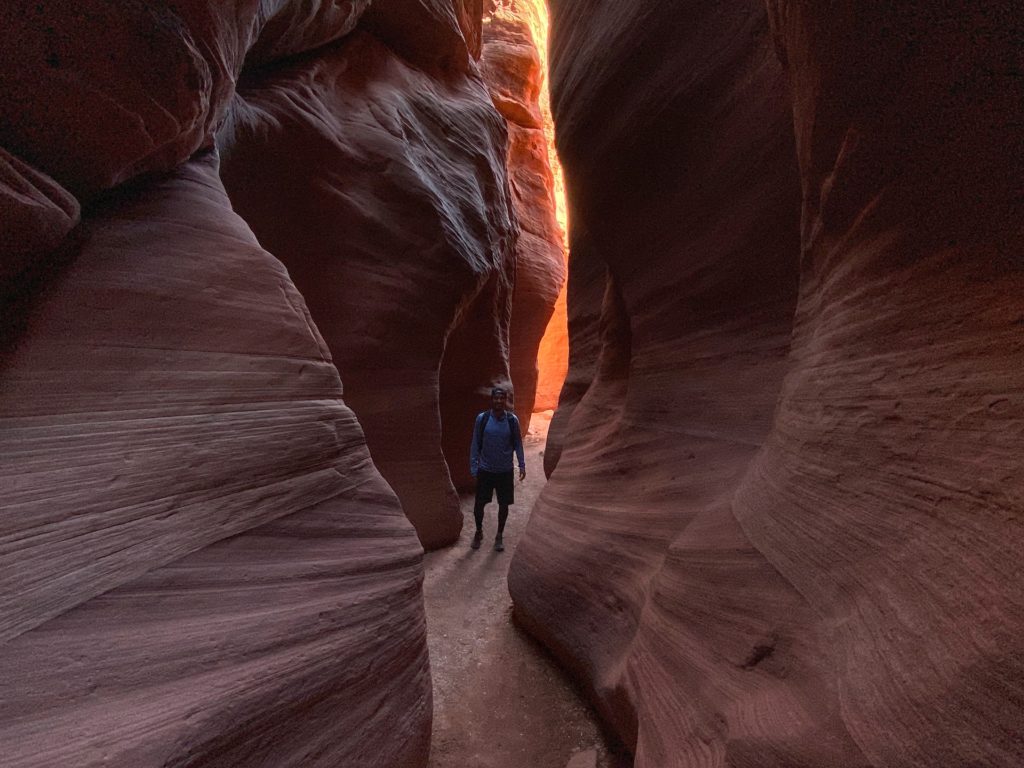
top-left (469, 386), bottom-right (526, 551)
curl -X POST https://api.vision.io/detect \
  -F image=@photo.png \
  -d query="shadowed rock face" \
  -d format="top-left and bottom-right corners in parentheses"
top-left (0, 0), bottom-right (373, 198)
top-left (739, 3), bottom-right (1024, 765)
top-left (0, 0), bottom-right (524, 763)
top-left (513, 1), bottom-right (1024, 766)
top-left (219, 25), bottom-right (516, 549)
top-left (0, 155), bottom-right (430, 768)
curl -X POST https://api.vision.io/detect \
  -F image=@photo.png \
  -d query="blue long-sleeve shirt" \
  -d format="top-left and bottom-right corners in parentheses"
top-left (470, 411), bottom-right (525, 475)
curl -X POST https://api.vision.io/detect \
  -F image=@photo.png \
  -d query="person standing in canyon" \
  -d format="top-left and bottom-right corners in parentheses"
top-left (469, 386), bottom-right (526, 551)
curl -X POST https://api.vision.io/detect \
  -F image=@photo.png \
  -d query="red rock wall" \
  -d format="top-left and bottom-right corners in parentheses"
top-left (0, 0), bottom-right (522, 762)
top-left (513, 1), bottom-right (1024, 766)
top-left (437, 0), bottom-right (566, 491)
top-left (0, 154), bottom-right (430, 768)
top-left (218, 16), bottom-right (516, 547)
top-left (478, 0), bottom-right (566, 432)
top-left (736, 3), bottom-right (1024, 765)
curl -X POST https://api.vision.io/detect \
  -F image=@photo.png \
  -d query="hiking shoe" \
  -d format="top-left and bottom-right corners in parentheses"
top-left (470, 529), bottom-right (483, 549)
top-left (494, 537), bottom-right (505, 552)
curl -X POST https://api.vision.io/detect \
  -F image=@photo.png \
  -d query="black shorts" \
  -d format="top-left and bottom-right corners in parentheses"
top-left (475, 470), bottom-right (515, 506)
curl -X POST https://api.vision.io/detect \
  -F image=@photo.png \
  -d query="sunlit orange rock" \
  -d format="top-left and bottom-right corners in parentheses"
top-left (480, 0), bottom-right (566, 428)
top-left (437, 0), bottom-right (566, 492)
top-left (513, 1), bottom-right (1024, 766)
top-left (534, 284), bottom-right (568, 413)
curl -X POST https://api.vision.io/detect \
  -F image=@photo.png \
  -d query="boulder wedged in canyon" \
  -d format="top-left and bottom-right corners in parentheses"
top-left (513, 1), bottom-right (1024, 766)
top-left (0, 154), bottom-right (430, 767)
top-left (218, 20), bottom-right (516, 548)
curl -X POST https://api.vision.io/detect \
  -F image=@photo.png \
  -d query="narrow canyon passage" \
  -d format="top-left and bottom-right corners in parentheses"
top-left (424, 413), bottom-right (628, 768)
top-left (3, 1), bottom-right (1022, 766)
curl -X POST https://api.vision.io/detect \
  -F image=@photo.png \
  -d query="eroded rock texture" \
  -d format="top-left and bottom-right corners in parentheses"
top-left (219, 13), bottom-right (516, 548)
top-left (513, 0), bottom-right (1024, 766)
top-left (736, 3), bottom-right (1024, 765)
top-left (0, 154), bottom-right (430, 768)
top-left (2, 0), bottom-right (523, 556)
top-left (0, 0), bottom-right (527, 763)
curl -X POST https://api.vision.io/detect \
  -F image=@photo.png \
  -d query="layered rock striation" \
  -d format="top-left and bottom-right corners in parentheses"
top-left (0, 155), bottom-right (430, 767)
top-left (735, 3), bottom-right (1024, 765)
top-left (219, 14), bottom-right (516, 548)
top-left (0, 0), bottom-right (527, 763)
top-left (512, 0), bottom-right (1024, 766)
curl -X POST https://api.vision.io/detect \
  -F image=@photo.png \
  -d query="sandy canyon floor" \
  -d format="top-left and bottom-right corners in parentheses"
top-left (423, 413), bottom-right (631, 768)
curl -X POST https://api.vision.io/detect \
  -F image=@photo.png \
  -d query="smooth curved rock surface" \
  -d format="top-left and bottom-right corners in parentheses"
top-left (0, 1), bottom-right (371, 198)
top-left (513, 5), bottom-right (810, 759)
top-left (735, 3), bottom-right (1024, 765)
top-left (219, 23), bottom-right (516, 548)
top-left (514, 1), bottom-right (1024, 766)
top-left (0, 147), bottom-right (79, 291)
top-left (0, 154), bottom-right (430, 767)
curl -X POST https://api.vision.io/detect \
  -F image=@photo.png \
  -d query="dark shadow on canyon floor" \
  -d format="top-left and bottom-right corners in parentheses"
top-left (423, 412), bottom-right (632, 768)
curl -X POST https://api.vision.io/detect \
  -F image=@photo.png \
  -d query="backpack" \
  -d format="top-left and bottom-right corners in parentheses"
top-left (476, 410), bottom-right (521, 451)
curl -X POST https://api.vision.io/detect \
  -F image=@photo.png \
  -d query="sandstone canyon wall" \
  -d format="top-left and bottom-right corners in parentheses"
top-left (513, 1), bottom-right (1024, 766)
top-left (441, 0), bottom-right (567, 489)
top-left (0, 154), bottom-right (430, 768)
top-left (479, 0), bottom-right (566, 427)
top-left (217, 5), bottom-right (517, 548)
top-left (0, 0), bottom-right (535, 763)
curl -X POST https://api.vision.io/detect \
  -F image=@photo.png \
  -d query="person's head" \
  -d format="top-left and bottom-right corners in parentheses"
top-left (490, 387), bottom-right (507, 413)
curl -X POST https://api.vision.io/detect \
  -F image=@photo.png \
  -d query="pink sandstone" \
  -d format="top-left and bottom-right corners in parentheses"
top-left (0, 155), bottom-right (429, 767)
top-left (219, 21), bottom-right (516, 547)
top-left (479, 1), bottom-right (566, 433)
top-left (0, 0), bottom-right (532, 762)
top-left (512, 0), bottom-right (1024, 765)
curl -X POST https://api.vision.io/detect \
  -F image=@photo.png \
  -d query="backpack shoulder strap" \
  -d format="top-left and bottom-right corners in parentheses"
top-left (507, 412), bottom-right (520, 446)
top-left (476, 411), bottom-right (490, 450)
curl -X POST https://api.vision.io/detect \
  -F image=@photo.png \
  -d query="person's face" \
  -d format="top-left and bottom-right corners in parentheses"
top-left (491, 391), bottom-right (507, 412)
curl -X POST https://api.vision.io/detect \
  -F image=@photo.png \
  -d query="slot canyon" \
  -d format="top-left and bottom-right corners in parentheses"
top-left (1, 1), bottom-right (1022, 767)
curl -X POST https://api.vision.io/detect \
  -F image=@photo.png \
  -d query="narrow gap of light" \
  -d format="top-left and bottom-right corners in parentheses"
top-left (490, 0), bottom-right (569, 245)
top-left (508, 0), bottom-right (570, 412)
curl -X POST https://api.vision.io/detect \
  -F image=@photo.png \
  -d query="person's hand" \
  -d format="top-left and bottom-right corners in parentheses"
top-left (519, 467), bottom-right (526, 482)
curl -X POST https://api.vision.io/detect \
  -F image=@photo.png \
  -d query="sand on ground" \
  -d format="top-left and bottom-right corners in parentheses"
top-left (424, 412), bottom-right (632, 768)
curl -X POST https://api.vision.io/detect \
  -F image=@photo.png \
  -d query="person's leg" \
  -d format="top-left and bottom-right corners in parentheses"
top-left (471, 472), bottom-right (492, 548)
top-left (473, 498), bottom-right (486, 531)
top-left (494, 471), bottom-right (513, 551)
top-left (494, 506), bottom-right (508, 551)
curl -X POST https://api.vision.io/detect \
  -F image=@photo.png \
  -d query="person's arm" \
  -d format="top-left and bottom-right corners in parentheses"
top-left (470, 414), bottom-right (481, 476)
top-left (514, 416), bottom-right (526, 479)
